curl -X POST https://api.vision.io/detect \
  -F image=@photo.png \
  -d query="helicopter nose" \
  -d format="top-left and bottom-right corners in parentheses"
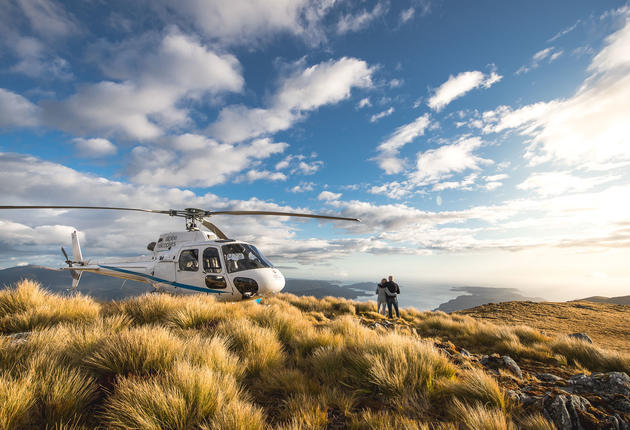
top-left (256, 268), bottom-right (285, 294)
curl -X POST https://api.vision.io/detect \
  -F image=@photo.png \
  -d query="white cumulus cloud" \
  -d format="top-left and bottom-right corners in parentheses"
top-left (73, 138), bottom-right (117, 158)
top-left (210, 57), bottom-right (373, 143)
top-left (0, 88), bottom-right (40, 128)
top-left (374, 114), bottom-right (431, 174)
top-left (412, 136), bottom-right (493, 185)
top-left (41, 30), bottom-right (243, 140)
top-left (427, 70), bottom-right (502, 111)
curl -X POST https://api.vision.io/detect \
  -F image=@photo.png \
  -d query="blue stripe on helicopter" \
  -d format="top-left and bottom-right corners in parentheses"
top-left (97, 265), bottom-right (225, 294)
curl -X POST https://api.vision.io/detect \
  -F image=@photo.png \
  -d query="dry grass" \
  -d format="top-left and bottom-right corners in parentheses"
top-left (459, 300), bottom-right (630, 354)
top-left (215, 318), bottom-right (285, 376)
top-left (1, 279), bottom-right (629, 429)
top-left (0, 280), bottom-right (99, 334)
top-left (550, 335), bottom-right (630, 373)
top-left (436, 368), bottom-right (507, 412)
top-left (103, 362), bottom-right (265, 430)
top-left (449, 400), bottom-right (515, 430)
top-left (517, 413), bottom-right (557, 430)
top-left (0, 372), bottom-right (35, 430)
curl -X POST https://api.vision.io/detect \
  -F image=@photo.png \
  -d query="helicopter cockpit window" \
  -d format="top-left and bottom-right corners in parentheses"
top-left (178, 249), bottom-right (199, 272)
top-left (203, 247), bottom-right (222, 273)
top-left (222, 244), bottom-right (272, 273)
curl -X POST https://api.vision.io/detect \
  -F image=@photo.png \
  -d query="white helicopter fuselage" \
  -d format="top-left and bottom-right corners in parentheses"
top-left (65, 230), bottom-right (285, 301)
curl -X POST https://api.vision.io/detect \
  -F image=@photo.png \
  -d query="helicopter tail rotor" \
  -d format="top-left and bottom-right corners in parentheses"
top-left (61, 232), bottom-right (85, 291)
top-left (61, 246), bottom-right (72, 266)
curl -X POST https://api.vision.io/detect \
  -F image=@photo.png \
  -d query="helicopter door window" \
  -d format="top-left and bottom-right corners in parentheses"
top-left (178, 249), bottom-right (199, 271)
top-left (202, 247), bottom-right (222, 273)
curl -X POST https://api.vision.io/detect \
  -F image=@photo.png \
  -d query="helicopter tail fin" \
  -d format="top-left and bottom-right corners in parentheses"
top-left (69, 230), bottom-right (84, 290)
top-left (72, 230), bottom-right (84, 263)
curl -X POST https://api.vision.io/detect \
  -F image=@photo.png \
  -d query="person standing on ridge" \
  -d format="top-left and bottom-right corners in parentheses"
top-left (376, 278), bottom-right (387, 315)
top-left (384, 275), bottom-right (400, 319)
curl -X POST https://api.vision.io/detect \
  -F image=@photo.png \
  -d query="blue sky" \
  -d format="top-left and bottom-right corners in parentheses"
top-left (1, 0), bottom-right (630, 300)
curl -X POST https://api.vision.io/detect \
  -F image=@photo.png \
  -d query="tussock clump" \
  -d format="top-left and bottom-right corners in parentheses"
top-left (216, 318), bottom-right (285, 376)
top-left (436, 368), bottom-right (507, 412)
top-left (0, 281), bottom-right (99, 334)
top-left (329, 315), bottom-right (374, 340)
top-left (550, 336), bottom-right (630, 373)
top-left (105, 293), bottom-right (181, 325)
top-left (275, 393), bottom-right (328, 429)
top-left (102, 362), bottom-right (265, 430)
top-left (0, 279), bottom-right (48, 315)
top-left (349, 410), bottom-right (432, 430)
top-left (182, 335), bottom-right (243, 377)
top-left (248, 304), bottom-right (310, 346)
top-left (166, 296), bottom-right (246, 330)
top-left (249, 368), bottom-right (318, 404)
top-left (512, 325), bottom-right (549, 345)
top-left (276, 293), bottom-right (358, 316)
top-left (293, 326), bottom-right (343, 358)
top-left (323, 296), bottom-right (357, 315)
top-left (276, 294), bottom-right (324, 313)
top-left (83, 325), bottom-right (242, 380)
top-left (82, 325), bottom-right (182, 377)
top-left (449, 399), bottom-right (514, 430)
top-left (35, 366), bottom-right (98, 427)
top-left (0, 372), bottom-right (36, 430)
top-left (518, 413), bottom-right (557, 430)
top-left (311, 328), bottom-right (456, 405)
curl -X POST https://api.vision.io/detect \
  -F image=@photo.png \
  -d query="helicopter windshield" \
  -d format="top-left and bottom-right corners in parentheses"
top-left (222, 243), bottom-right (273, 273)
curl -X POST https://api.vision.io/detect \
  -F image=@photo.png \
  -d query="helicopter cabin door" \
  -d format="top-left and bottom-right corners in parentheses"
top-left (175, 246), bottom-right (232, 296)
top-left (175, 248), bottom-right (202, 293)
top-left (201, 246), bottom-right (232, 296)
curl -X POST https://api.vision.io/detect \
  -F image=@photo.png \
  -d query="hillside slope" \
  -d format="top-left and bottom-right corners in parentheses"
top-left (576, 295), bottom-right (630, 306)
top-left (1, 280), bottom-right (629, 429)
top-left (458, 300), bottom-right (630, 353)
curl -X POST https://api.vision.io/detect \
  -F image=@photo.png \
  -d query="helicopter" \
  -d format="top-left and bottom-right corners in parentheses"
top-left (0, 205), bottom-right (360, 301)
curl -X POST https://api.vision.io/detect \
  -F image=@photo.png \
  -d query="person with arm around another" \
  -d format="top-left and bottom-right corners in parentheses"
top-left (384, 275), bottom-right (400, 319)
top-left (376, 278), bottom-right (387, 316)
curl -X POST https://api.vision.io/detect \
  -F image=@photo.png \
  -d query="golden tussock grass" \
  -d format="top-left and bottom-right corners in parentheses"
top-left (0, 372), bottom-right (35, 430)
top-left (310, 317), bottom-right (457, 406)
top-left (550, 335), bottom-right (630, 373)
top-left (348, 410), bottom-right (437, 430)
top-left (517, 413), bottom-right (557, 430)
top-left (449, 399), bottom-right (515, 430)
top-left (102, 362), bottom-right (265, 430)
top-left (215, 318), bottom-right (285, 376)
top-left (0, 280), bottom-right (99, 334)
top-left (435, 368), bottom-right (507, 412)
top-left (1, 280), bottom-right (628, 428)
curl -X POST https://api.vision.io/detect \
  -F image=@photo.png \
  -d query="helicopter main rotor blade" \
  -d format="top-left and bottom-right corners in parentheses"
top-left (208, 210), bottom-right (360, 222)
top-left (200, 219), bottom-right (229, 240)
top-left (0, 206), bottom-right (359, 222)
top-left (0, 205), bottom-right (172, 214)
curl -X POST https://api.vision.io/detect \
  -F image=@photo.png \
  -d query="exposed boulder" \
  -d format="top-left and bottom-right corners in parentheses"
top-left (537, 373), bottom-right (563, 383)
top-left (480, 354), bottom-right (523, 379)
top-left (542, 393), bottom-right (594, 430)
top-left (568, 332), bottom-right (594, 343)
top-left (567, 372), bottom-right (630, 398)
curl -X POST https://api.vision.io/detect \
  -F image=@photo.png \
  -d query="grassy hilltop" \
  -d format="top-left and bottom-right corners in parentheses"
top-left (1, 280), bottom-right (630, 429)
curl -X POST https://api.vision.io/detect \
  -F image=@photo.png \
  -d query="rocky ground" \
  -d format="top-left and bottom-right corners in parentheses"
top-left (363, 316), bottom-right (630, 429)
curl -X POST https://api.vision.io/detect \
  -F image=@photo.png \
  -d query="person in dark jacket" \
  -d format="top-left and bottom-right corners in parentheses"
top-left (376, 278), bottom-right (387, 315)
top-left (383, 275), bottom-right (400, 318)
